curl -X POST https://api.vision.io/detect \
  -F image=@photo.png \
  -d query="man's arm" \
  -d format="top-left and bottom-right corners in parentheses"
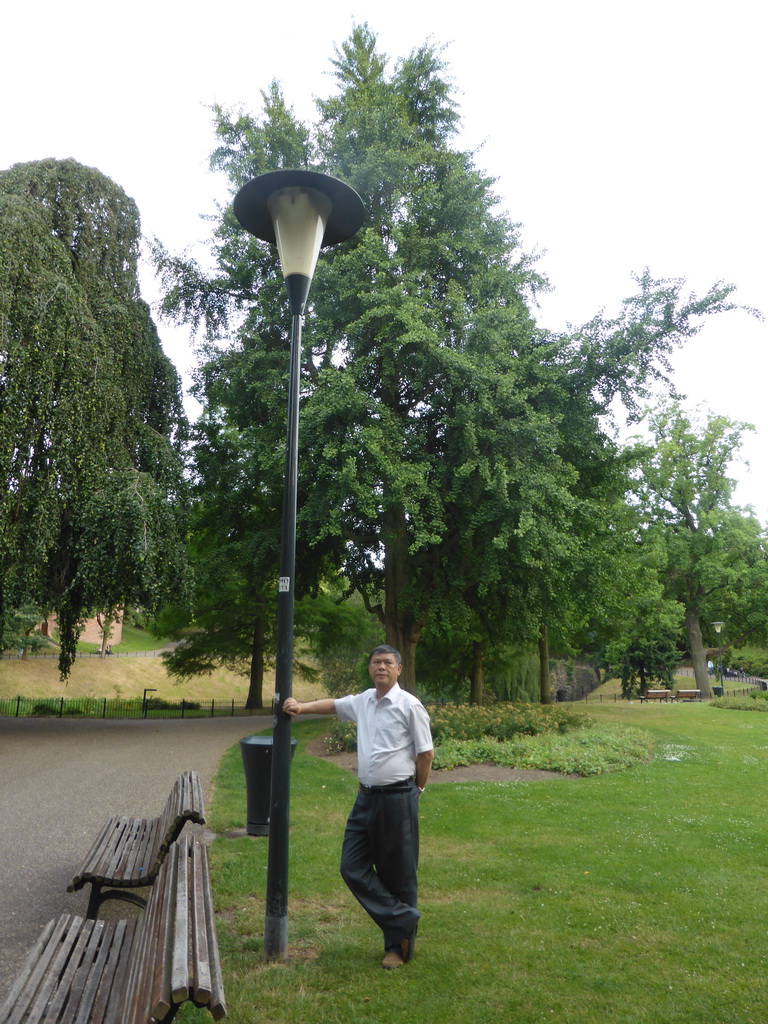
top-left (415, 749), bottom-right (434, 792)
top-left (283, 697), bottom-right (337, 717)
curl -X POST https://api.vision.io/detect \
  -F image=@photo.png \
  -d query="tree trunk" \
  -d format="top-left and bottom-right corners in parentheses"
top-left (385, 619), bottom-right (422, 695)
top-left (382, 505), bottom-right (427, 694)
top-left (685, 608), bottom-right (711, 698)
top-left (97, 610), bottom-right (116, 658)
top-left (538, 623), bottom-right (552, 704)
top-left (246, 615), bottom-right (265, 709)
top-left (470, 641), bottom-right (484, 705)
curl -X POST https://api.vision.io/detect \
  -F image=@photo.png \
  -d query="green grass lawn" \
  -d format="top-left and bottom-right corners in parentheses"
top-left (185, 703), bottom-right (768, 1024)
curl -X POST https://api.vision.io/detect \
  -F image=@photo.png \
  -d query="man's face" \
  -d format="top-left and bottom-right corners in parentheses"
top-left (368, 652), bottom-right (402, 689)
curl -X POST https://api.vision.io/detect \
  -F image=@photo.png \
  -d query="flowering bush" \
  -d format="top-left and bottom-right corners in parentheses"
top-left (326, 720), bottom-right (357, 752)
top-left (427, 701), bottom-right (587, 743)
top-left (711, 695), bottom-right (768, 711)
top-left (432, 726), bottom-right (652, 776)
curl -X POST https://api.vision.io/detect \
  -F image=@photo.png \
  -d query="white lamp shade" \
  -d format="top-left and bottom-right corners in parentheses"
top-left (268, 186), bottom-right (333, 281)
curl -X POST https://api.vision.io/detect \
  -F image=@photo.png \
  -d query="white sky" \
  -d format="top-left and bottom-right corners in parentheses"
top-left (3, 0), bottom-right (766, 515)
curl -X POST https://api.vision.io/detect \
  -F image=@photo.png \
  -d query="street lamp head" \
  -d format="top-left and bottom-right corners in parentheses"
top-left (233, 169), bottom-right (364, 315)
top-left (712, 621), bottom-right (724, 633)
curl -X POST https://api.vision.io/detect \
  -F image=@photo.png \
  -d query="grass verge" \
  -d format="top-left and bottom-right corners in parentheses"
top-left (0, 657), bottom-right (325, 704)
top-left (184, 703), bottom-right (768, 1024)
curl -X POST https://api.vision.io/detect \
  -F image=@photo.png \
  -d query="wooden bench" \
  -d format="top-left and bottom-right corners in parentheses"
top-left (0, 834), bottom-right (226, 1024)
top-left (68, 771), bottom-right (205, 918)
top-left (675, 689), bottom-right (702, 701)
top-left (639, 690), bottom-right (672, 702)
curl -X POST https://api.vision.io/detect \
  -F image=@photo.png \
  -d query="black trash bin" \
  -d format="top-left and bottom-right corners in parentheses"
top-left (712, 685), bottom-right (724, 697)
top-left (240, 735), bottom-right (298, 835)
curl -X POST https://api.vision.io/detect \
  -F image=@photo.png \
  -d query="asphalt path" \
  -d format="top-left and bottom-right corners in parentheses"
top-left (0, 714), bottom-right (270, 993)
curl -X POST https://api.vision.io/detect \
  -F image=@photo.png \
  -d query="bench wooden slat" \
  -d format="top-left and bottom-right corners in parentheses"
top-left (0, 917), bottom-right (61, 1024)
top-left (44, 917), bottom-right (107, 1024)
top-left (117, 841), bottom-right (172, 1024)
top-left (96, 820), bottom-right (133, 876)
top-left (178, 773), bottom-right (194, 820)
top-left (74, 817), bottom-right (144, 886)
top-left (148, 835), bottom-right (177, 1023)
top-left (196, 838), bottom-right (226, 1020)
top-left (171, 837), bottom-right (191, 1005)
top-left (0, 915), bottom-right (132, 1024)
top-left (191, 838), bottom-right (213, 1005)
top-left (118, 820), bottom-right (158, 885)
top-left (93, 820), bottom-right (137, 884)
top-left (23, 915), bottom-right (87, 1024)
top-left (5, 835), bottom-right (224, 1024)
top-left (68, 772), bottom-right (205, 916)
top-left (52, 917), bottom-right (131, 1024)
top-left (69, 819), bottom-right (118, 889)
top-left (75, 919), bottom-right (136, 1024)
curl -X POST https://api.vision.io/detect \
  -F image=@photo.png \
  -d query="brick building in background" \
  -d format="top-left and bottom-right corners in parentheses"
top-left (41, 612), bottom-right (123, 647)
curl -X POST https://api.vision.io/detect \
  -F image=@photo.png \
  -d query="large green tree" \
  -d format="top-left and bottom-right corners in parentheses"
top-left (0, 158), bottom-right (191, 677)
top-left (591, 502), bottom-right (684, 696)
top-left (629, 402), bottom-right (768, 696)
top-left (154, 26), bottom-right (744, 695)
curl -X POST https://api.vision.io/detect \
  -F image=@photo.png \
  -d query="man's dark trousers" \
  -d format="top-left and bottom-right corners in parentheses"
top-left (340, 782), bottom-right (421, 949)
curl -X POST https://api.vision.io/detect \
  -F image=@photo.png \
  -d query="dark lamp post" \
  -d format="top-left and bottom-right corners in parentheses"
top-left (233, 170), bottom-right (364, 961)
top-left (142, 688), bottom-right (157, 717)
top-left (712, 621), bottom-right (725, 691)
top-left (234, 170), bottom-right (365, 315)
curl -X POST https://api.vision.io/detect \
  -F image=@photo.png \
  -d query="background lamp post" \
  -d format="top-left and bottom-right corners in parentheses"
top-left (233, 170), bottom-right (364, 961)
top-left (142, 688), bottom-right (157, 717)
top-left (712, 621), bottom-right (725, 692)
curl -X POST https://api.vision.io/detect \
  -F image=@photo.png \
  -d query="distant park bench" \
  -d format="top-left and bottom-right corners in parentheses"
top-left (639, 690), bottom-right (672, 703)
top-left (1, 833), bottom-right (226, 1024)
top-left (68, 770), bottom-right (205, 918)
top-left (675, 689), bottom-right (702, 701)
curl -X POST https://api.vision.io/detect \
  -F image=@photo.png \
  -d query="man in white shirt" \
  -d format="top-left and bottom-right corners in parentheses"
top-left (283, 644), bottom-right (434, 969)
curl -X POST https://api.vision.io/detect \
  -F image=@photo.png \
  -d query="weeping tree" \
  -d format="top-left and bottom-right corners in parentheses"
top-left (154, 25), bottom-right (746, 695)
top-left (0, 158), bottom-right (191, 678)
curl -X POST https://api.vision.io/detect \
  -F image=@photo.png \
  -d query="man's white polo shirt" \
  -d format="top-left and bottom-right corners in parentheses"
top-left (335, 683), bottom-right (433, 787)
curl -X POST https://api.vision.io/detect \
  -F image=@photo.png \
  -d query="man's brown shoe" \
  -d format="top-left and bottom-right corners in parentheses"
top-left (400, 927), bottom-right (417, 963)
top-left (381, 949), bottom-right (405, 969)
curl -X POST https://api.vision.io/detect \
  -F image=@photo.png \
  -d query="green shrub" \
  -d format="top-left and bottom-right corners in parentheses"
top-left (712, 695), bottom-right (768, 711)
top-left (144, 696), bottom-right (201, 711)
top-left (31, 702), bottom-right (58, 716)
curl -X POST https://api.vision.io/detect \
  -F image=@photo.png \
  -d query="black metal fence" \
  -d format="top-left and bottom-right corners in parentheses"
top-left (675, 666), bottom-right (765, 683)
top-left (0, 695), bottom-right (271, 720)
top-left (574, 684), bottom-right (766, 703)
top-left (1, 649), bottom-right (166, 660)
